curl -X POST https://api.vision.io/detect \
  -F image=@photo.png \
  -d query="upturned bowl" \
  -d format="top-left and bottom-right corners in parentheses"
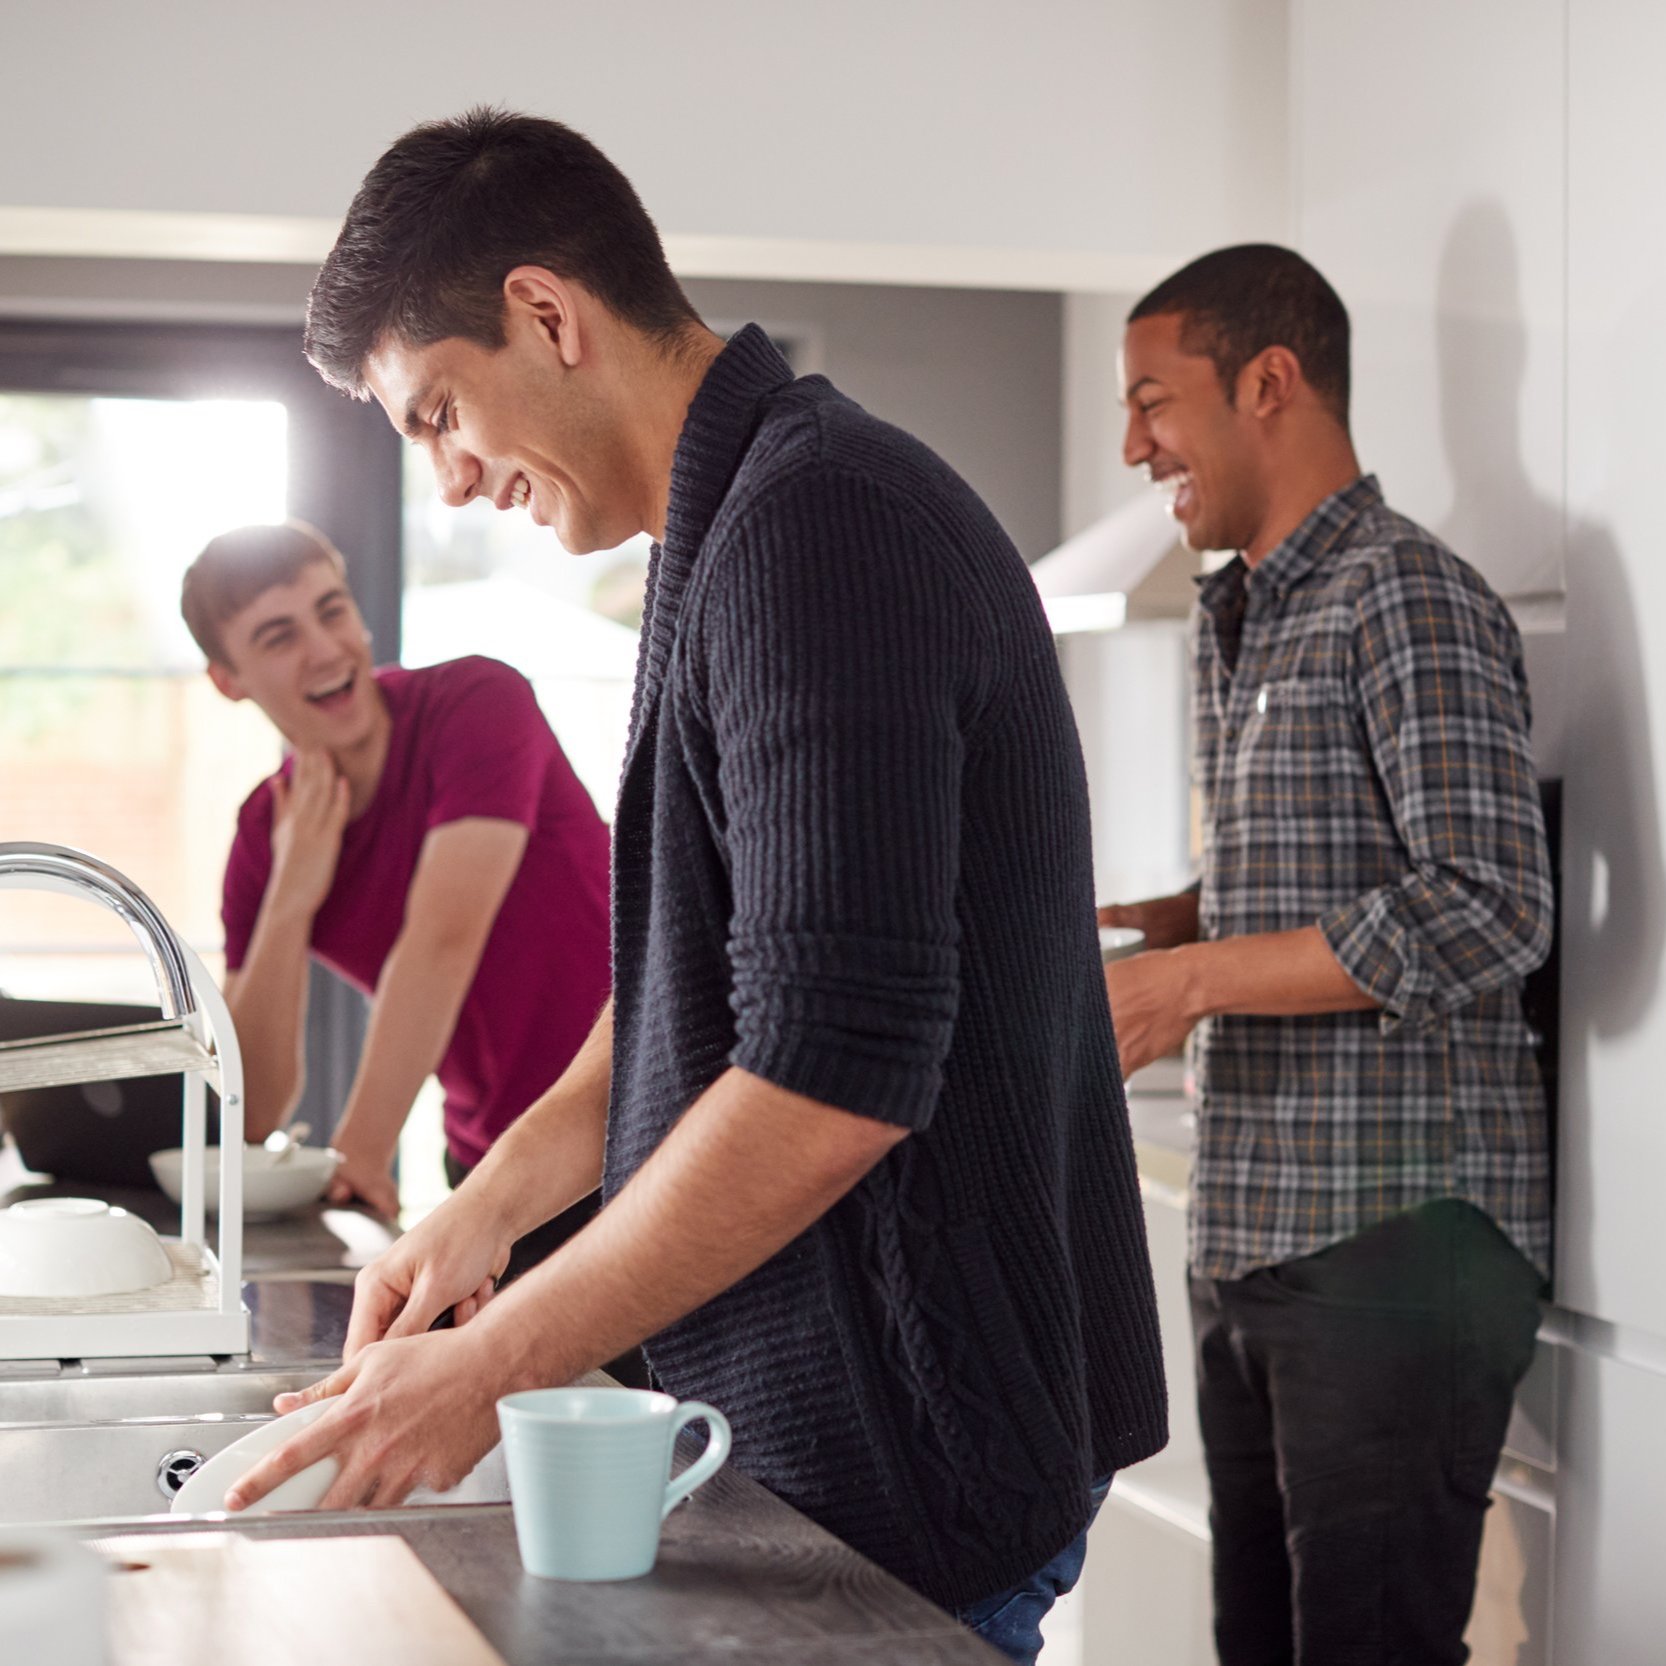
top-left (0, 1196), bottom-right (174, 1299)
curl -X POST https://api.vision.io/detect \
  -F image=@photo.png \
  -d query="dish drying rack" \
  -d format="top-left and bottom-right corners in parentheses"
top-left (0, 841), bottom-right (250, 1360)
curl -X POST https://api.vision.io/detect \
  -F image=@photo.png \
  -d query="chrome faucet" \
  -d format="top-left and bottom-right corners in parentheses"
top-left (0, 841), bottom-right (196, 1020)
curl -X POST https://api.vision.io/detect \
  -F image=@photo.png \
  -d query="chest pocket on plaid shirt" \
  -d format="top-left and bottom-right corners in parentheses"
top-left (1231, 676), bottom-right (1362, 814)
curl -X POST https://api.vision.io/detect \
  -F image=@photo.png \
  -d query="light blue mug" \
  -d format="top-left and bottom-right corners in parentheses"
top-left (496, 1386), bottom-right (731, 1581)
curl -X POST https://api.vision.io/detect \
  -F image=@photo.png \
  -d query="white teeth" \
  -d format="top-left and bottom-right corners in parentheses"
top-left (306, 675), bottom-right (352, 702)
top-left (510, 476), bottom-right (530, 509)
top-left (1152, 470), bottom-right (1191, 509)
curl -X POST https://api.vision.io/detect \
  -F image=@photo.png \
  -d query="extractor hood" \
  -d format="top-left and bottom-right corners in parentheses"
top-left (1030, 491), bottom-right (1179, 633)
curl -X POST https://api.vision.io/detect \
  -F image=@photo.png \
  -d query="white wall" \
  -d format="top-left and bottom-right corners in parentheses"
top-left (1293, 0), bottom-right (1567, 605)
top-left (0, 1), bottom-right (1289, 281)
top-left (1557, 0), bottom-right (1666, 1350)
top-left (1293, 3), bottom-right (1666, 1660)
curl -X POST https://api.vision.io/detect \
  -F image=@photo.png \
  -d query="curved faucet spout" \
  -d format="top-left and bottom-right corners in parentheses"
top-left (0, 842), bottom-right (197, 1020)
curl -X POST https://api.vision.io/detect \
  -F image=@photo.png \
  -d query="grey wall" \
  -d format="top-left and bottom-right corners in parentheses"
top-left (686, 277), bottom-right (1061, 560)
top-left (0, 260), bottom-right (1064, 563)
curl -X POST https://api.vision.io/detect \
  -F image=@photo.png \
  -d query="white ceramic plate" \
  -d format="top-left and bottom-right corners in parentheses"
top-left (171, 1398), bottom-right (338, 1516)
top-left (148, 1145), bottom-right (341, 1220)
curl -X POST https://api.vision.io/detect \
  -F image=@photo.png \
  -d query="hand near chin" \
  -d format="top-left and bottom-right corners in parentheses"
top-left (270, 749), bottom-right (350, 916)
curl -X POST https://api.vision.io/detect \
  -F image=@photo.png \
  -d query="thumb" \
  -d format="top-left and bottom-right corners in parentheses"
top-left (273, 1359), bottom-right (355, 1413)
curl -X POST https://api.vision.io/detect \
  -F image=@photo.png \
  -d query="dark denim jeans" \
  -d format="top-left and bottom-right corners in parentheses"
top-left (954, 1476), bottom-right (1113, 1665)
top-left (1191, 1200), bottom-right (1544, 1666)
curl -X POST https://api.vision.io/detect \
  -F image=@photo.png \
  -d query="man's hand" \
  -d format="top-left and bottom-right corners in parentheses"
top-left (326, 1143), bottom-right (401, 1219)
top-left (341, 1190), bottom-right (514, 1360)
top-left (224, 1327), bottom-right (503, 1513)
top-left (1098, 890), bottom-right (1200, 951)
top-left (269, 749), bottom-right (350, 918)
top-left (1104, 948), bottom-right (1204, 1077)
top-left (1104, 928), bottom-right (1380, 1077)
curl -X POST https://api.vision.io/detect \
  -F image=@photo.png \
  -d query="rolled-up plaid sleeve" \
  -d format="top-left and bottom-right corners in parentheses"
top-left (1317, 546), bottom-right (1553, 1035)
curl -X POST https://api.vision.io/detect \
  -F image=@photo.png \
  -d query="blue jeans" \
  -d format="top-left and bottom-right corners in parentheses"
top-left (954, 1477), bottom-right (1113, 1665)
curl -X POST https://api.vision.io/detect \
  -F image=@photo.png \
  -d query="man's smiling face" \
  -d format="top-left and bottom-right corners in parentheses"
top-left (363, 294), bottom-right (646, 557)
top-left (1119, 312), bottom-right (1267, 555)
top-left (209, 560), bottom-right (377, 750)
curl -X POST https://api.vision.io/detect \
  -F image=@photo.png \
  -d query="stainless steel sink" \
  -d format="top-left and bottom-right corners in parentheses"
top-left (0, 1365), bottom-right (508, 1525)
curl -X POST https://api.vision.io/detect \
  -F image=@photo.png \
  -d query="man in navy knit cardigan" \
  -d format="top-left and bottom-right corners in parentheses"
top-left (228, 108), bottom-right (1166, 1659)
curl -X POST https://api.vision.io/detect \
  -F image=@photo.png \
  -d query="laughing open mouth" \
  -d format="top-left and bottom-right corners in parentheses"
top-left (304, 671), bottom-right (356, 707)
top-left (1151, 468), bottom-right (1195, 518)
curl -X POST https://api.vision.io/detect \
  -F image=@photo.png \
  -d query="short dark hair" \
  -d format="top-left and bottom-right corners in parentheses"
top-left (181, 520), bottom-right (347, 665)
top-left (1129, 244), bottom-right (1351, 425)
top-left (304, 106), bottom-right (700, 396)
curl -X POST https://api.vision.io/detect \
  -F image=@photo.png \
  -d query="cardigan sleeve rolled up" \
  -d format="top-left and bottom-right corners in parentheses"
top-left (697, 466), bottom-right (984, 1130)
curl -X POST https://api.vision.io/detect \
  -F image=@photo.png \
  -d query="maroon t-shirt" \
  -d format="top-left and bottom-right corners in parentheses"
top-left (221, 656), bottom-right (612, 1167)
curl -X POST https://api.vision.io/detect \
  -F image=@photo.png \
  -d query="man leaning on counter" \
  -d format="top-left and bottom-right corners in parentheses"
top-left (181, 522), bottom-right (648, 1381)
top-left (219, 108), bottom-right (1166, 1666)
top-left (1101, 245), bottom-right (1552, 1665)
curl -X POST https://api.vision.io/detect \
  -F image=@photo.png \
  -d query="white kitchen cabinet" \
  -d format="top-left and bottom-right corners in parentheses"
top-left (1551, 1345), bottom-right (1666, 1665)
top-left (1069, 1141), bottom-right (1213, 1666)
top-left (0, 1), bottom-right (1290, 282)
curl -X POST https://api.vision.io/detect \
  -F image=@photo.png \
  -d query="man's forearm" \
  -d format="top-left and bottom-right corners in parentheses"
top-left (332, 928), bottom-right (487, 1167)
top-left (471, 1063), bottom-right (906, 1391)
top-left (457, 999), bottom-right (616, 1243)
top-left (225, 896), bottom-right (314, 1140)
top-left (1182, 925), bottom-right (1377, 1021)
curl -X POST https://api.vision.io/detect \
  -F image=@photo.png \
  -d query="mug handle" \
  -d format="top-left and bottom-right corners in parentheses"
top-left (661, 1401), bottom-right (731, 1520)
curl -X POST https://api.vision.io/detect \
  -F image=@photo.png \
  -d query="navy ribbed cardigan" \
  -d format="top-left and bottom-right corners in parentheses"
top-left (605, 325), bottom-right (1166, 1608)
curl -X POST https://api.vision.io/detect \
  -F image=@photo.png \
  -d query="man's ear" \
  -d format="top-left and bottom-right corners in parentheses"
top-left (206, 660), bottom-right (246, 703)
top-left (1241, 346), bottom-right (1303, 421)
top-left (502, 265), bottom-right (584, 368)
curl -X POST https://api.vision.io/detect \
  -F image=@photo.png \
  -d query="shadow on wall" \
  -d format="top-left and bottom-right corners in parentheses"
top-left (1435, 200), bottom-right (1665, 1312)
top-left (1432, 194), bottom-right (1666, 1665)
top-left (1436, 199), bottom-right (1563, 601)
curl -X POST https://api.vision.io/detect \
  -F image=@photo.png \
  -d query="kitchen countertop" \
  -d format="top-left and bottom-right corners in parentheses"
top-left (89, 1469), bottom-right (1004, 1664)
top-left (0, 1142), bottom-right (1002, 1662)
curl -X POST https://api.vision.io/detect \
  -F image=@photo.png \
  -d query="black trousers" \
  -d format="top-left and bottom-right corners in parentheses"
top-left (444, 1151), bottom-right (651, 1390)
top-left (1189, 1200), bottom-right (1544, 1666)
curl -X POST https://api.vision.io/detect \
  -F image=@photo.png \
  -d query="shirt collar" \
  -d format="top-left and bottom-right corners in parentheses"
top-left (632, 324), bottom-right (796, 726)
top-left (662, 323), bottom-right (796, 565)
top-left (1194, 473), bottom-right (1382, 614)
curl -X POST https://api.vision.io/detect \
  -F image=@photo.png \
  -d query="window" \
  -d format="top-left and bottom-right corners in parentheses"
top-left (0, 321), bottom-right (399, 1148)
top-left (0, 392), bottom-right (286, 1001)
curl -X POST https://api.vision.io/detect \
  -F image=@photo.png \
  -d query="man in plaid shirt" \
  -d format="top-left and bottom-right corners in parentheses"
top-left (1101, 245), bottom-right (1551, 1665)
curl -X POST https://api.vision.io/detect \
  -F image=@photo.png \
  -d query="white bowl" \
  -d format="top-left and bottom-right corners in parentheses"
top-left (1100, 926), bottom-right (1148, 964)
top-left (148, 1145), bottom-right (342, 1220)
top-left (0, 1197), bottom-right (174, 1299)
top-left (171, 1398), bottom-right (338, 1516)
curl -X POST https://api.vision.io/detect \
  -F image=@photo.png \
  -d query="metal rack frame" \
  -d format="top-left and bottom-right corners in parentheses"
top-left (0, 843), bottom-right (249, 1359)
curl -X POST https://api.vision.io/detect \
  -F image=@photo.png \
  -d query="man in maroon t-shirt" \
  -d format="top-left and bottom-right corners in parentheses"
top-left (180, 521), bottom-right (613, 1264)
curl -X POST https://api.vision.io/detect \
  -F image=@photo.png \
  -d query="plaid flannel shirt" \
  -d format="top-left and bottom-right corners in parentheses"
top-left (1189, 475), bottom-right (1553, 1280)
